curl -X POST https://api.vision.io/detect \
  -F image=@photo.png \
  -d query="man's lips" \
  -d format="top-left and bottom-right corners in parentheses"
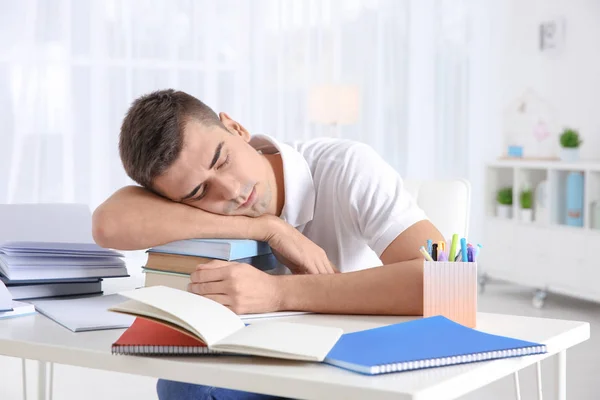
top-left (239, 186), bottom-right (256, 209)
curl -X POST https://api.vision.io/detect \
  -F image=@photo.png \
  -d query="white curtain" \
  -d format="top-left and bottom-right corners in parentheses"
top-left (0, 0), bottom-right (475, 212)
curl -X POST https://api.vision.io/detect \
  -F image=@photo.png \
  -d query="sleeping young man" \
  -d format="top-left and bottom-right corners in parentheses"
top-left (92, 89), bottom-right (444, 400)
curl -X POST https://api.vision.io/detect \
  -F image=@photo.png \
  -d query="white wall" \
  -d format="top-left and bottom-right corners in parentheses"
top-left (498, 0), bottom-right (600, 160)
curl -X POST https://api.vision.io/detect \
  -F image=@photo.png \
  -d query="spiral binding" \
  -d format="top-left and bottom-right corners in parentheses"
top-left (111, 345), bottom-right (221, 356)
top-left (368, 345), bottom-right (547, 375)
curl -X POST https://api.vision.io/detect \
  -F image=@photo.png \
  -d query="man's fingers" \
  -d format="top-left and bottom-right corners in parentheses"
top-left (190, 265), bottom-right (229, 283)
top-left (325, 262), bottom-right (336, 274)
top-left (187, 281), bottom-right (226, 296)
top-left (315, 265), bottom-right (328, 274)
top-left (196, 260), bottom-right (231, 270)
top-left (301, 264), bottom-right (320, 274)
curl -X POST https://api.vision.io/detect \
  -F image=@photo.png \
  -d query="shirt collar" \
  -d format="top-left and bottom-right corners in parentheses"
top-left (249, 134), bottom-right (315, 227)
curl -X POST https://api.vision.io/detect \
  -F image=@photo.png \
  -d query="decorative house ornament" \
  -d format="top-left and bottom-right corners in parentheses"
top-left (502, 88), bottom-right (558, 160)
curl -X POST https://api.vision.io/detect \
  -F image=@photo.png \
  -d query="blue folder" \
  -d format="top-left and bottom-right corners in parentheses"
top-left (324, 316), bottom-right (547, 375)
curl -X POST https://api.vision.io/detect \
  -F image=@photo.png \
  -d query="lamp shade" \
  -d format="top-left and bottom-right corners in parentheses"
top-left (308, 84), bottom-right (360, 125)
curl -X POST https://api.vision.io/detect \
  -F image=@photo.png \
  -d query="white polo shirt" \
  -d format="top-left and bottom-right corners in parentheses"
top-left (249, 135), bottom-right (428, 272)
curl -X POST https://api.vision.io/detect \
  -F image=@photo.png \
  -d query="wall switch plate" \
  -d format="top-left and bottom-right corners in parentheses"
top-left (539, 17), bottom-right (566, 52)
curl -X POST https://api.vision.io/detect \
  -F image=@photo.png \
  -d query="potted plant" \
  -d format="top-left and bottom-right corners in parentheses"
top-left (496, 187), bottom-right (513, 219)
top-left (520, 188), bottom-right (533, 222)
top-left (559, 128), bottom-right (582, 162)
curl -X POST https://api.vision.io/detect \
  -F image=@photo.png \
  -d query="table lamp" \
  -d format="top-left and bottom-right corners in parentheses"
top-left (308, 84), bottom-right (360, 137)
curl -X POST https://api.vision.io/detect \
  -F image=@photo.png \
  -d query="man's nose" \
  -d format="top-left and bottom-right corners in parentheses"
top-left (214, 174), bottom-right (240, 200)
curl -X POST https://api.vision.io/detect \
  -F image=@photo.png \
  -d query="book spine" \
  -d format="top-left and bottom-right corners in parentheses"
top-left (111, 345), bottom-right (221, 355)
top-left (369, 345), bottom-right (547, 375)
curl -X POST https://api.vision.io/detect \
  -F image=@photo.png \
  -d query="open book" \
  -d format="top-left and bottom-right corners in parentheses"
top-left (109, 286), bottom-right (343, 362)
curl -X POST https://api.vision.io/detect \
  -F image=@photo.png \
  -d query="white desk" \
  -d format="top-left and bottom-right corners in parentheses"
top-left (0, 310), bottom-right (590, 400)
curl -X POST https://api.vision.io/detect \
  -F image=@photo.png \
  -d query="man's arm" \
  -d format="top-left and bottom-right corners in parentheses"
top-left (92, 186), bottom-right (336, 275)
top-left (188, 219), bottom-right (445, 315)
top-left (92, 186), bottom-right (267, 250)
top-left (276, 220), bottom-right (445, 315)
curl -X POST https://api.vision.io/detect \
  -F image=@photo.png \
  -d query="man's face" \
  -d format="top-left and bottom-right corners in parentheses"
top-left (153, 118), bottom-right (273, 217)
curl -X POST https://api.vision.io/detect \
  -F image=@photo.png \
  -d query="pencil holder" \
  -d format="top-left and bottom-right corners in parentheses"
top-left (423, 261), bottom-right (477, 328)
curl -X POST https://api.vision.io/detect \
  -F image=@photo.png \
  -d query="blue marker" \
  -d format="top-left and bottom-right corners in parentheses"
top-left (460, 238), bottom-right (468, 262)
top-left (426, 239), bottom-right (433, 257)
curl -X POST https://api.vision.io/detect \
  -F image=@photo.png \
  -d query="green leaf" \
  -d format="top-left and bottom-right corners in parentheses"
top-left (496, 187), bottom-right (513, 205)
top-left (520, 189), bottom-right (532, 209)
top-left (559, 128), bottom-right (582, 148)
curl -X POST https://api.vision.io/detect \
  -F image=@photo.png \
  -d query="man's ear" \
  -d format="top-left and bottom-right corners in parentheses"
top-left (219, 112), bottom-right (250, 142)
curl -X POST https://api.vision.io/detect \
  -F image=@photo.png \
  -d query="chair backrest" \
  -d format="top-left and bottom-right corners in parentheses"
top-left (403, 178), bottom-right (471, 239)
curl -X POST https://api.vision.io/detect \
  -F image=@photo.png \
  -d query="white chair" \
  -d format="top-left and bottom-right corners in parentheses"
top-left (403, 178), bottom-right (471, 239)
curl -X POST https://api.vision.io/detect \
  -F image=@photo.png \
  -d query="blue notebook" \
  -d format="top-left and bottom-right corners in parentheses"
top-left (324, 316), bottom-right (547, 375)
top-left (148, 239), bottom-right (272, 260)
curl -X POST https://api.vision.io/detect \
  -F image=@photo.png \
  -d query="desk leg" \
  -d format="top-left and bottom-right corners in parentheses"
top-left (536, 361), bottom-right (543, 400)
top-left (22, 359), bottom-right (27, 400)
top-left (37, 361), bottom-right (47, 400)
top-left (48, 362), bottom-right (53, 400)
top-left (513, 372), bottom-right (522, 400)
top-left (556, 350), bottom-right (566, 400)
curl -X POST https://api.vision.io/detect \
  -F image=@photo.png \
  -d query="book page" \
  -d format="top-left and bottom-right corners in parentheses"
top-left (212, 321), bottom-right (343, 362)
top-left (115, 286), bottom-right (245, 346)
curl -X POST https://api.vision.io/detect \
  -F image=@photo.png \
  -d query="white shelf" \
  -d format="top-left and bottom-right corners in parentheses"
top-left (487, 158), bottom-right (600, 171)
top-left (484, 215), bottom-right (600, 234)
top-left (483, 162), bottom-right (600, 305)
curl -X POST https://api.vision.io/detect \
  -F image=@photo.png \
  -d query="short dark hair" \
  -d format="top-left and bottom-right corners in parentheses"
top-left (119, 89), bottom-right (222, 190)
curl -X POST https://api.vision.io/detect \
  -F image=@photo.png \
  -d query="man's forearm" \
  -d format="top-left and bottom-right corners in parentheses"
top-left (92, 186), bottom-right (271, 250)
top-left (277, 259), bottom-right (423, 315)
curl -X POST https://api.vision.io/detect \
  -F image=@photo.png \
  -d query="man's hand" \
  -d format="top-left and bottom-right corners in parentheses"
top-left (262, 217), bottom-right (338, 275)
top-left (188, 260), bottom-right (282, 314)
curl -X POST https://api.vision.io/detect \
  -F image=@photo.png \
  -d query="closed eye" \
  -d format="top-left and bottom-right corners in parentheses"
top-left (216, 154), bottom-right (230, 170)
top-left (191, 184), bottom-right (208, 202)
top-left (190, 154), bottom-right (230, 202)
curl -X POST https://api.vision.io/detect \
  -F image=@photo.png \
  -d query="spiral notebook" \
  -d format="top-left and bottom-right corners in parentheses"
top-left (112, 318), bottom-right (220, 355)
top-left (324, 316), bottom-right (547, 375)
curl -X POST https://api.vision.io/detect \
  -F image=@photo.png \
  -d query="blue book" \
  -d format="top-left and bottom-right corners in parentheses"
top-left (148, 239), bottom-right (272, 261)
top-left (324, 316), bottom-right (547, 375)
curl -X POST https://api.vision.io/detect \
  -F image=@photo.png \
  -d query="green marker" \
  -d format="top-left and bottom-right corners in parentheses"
top-left (448, 233), bottom-right (459, 262)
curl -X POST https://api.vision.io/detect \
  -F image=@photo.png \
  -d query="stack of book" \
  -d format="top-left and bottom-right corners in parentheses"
top-left (0, 241), bottom-right (127, 300)
top-left (143, 239), bottom-right (283, 290)
top-left (0, 203), bottom-right (128, 302)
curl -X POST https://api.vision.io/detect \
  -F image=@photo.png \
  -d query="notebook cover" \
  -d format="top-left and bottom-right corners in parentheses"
top-left (148, 239), bottom-right (272, 260)
top-left (324, 316), bottom-right (547, 375)
top-left (112, 318), bottom-right (220, 355)
top-left (32, 294), bottom-right (134, 332)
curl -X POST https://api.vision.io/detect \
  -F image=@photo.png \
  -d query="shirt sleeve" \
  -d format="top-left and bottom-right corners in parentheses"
top-left (336, 143), bottom-right (428, 258)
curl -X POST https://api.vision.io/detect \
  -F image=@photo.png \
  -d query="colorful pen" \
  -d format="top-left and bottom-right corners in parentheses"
top-left (460, 238), bottom-right (468, 262)
top-left (426, 240), bottom-right (433, 257)
top-left (438, 250), bottom-right (447, 262)
top-left (419, 246), bottom-right (434, 261)
top-left (448, 234), bottom-right (459, 262)
top-left (432, 243), bottom-right (438, 261)
top-left (467, 247), bottom-right (474, 262)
